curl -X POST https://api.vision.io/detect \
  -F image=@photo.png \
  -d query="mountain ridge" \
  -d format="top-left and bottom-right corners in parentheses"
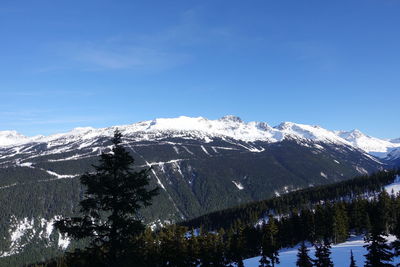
top-left (1, 115), bottom-right (399, 159)
top-left (0, 116), bottom-right (396, 263)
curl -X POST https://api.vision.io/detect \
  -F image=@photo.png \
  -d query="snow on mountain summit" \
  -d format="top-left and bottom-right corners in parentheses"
top-left (336, 129), bottom-right (400, 158)
top-left (0, 116), bottom-right (399, 159)
top-left (274, 122), bottom-right (347, 145)
top-left (122, 116), bottom-right (279, 142)
top-left (0, 131), bottom-right (28, 146)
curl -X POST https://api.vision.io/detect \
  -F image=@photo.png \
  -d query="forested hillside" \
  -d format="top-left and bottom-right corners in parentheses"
top-left (25, 170), bottom-right (400, 267)
top-left (182, 170), bottom-right (400, 231)
top-left (0, 125), bottom-right (387, 262)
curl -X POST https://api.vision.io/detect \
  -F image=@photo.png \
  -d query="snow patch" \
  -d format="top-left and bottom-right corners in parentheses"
top-left (58, 233), bottom-right (70, 250)
top-left (244, 235), bottom-right (400, 266)
top-left (355, 166), bottom-right (368, 175)
top-left (46, 170), bottom-right (78, 179)
top-left (182, 146), bottom-right (194, 155)
top-left (18, 162), bottom-right (34, 168)
top-left (232, 181), bottom-right (244, 190)
top-left (385, 175), bottom-right (400, 196)
top-left (0, 183), bottom-right (17, 190)
top-left (201, 145), bottom-right (210, 156)
top-left (320, 172), bottom-right (328, 179)
top-left (314, 144), bottom-right (325, 150)
top-left (211, 146), bottom-right (219, 153)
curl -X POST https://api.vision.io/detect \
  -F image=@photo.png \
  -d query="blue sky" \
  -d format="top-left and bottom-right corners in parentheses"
top-left (0, 0), bottom-right (399, 138)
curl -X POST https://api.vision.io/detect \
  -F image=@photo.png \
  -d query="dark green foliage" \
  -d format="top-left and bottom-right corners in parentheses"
top-left (183, 170), bottom-right (398, 231)
top-left (364, 228), bottom-right (394, 267)
top-left (18, 170), bottom-right (400, 266)
top-left (391, 195), bottom-right (400, 266)
top-left (0, 133), bottom-right (389, 265)
top-left (350, 250), bottom-right (357, 267)
top-left (374, 190), bottom-right (392, 234)
top-left (259, 216), bottom-right (280, 267)
top-left (228, 227), bottom-right (246, 267)
top-left (332, 202), bottom-right (349, 243)
top-left (313, 239), bottom-right (333, 267)
top-left (296, 241), bottom-right (313, 267)
top-left (54, 130), bottom-right (159, 265)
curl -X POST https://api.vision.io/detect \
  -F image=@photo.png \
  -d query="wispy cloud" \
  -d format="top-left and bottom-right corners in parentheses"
top-left (38, 7), bottom-right (237, 72)
top-left (67, 42), bottom-right (191, 71)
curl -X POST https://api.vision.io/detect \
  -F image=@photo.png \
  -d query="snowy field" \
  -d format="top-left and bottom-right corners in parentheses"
top-left (244, 235), bottom-right (400, 266)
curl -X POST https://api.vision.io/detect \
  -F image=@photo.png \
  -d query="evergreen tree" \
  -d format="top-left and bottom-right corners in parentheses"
top-left (301, 209), bottom-right (316, 242)
top-left (364, 213), bottom-right (372, 235)
top-left (296, 241), bottom-right (313, 267)
top-left (259, 216), bottom-right (280, 267)
top-left (159, 225), bottom-right (188, 266)
top-left (313, 239), bottom-right (333, 267)
top-left (228, 227), bottom-right (246, 267)
top-left (332, 203), bottom-right (349, 243)
top-left (349, 250), bottom-right (357, 267)
top-left (314, 205), bottom-right (329, 241)
top-left (54, 130), bottom-right (159, 266)
top-left (187, 229), bottom-right (200, 266)
top-left (364, 228), bottom-right (394, 267)
top-left (391, 196), bottom-right (400, 267)
top-left (350, 198), bottom-right (366, 235)
top-left (141, 227), bottom-right (159, 266)
top-left (212, 228), bottom-right (227, 266)
top-left (375, 191), bottom-right (392, 234)
top-left (198, 231), bottom-right (214, 266)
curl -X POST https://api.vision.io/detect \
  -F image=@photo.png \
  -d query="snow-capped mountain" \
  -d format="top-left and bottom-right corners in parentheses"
top-left (0, 115), bottom-right (398, 263)
top-left (391, 138), bottom-right (400, 144)
top-left (387, 147), bottom-right (400, 161)
top-left (1, 115), bottom-right (399, 160)
top-left (336, 129), bottom-right (400, 158)
top-left (0, 131), bottom-right (29, 147)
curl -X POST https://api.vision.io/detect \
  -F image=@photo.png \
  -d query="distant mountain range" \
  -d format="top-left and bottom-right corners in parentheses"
top-left (1, 115), bottom-right (399, 159)
top-left (0, 115), bottom-right (398, 264)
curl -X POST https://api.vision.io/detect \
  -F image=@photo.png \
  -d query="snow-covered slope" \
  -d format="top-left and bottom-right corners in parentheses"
top-left (387, 148), bottom-right (400, 161)
top-left (337, 129), bottom-right (400, 158)
top-left (385, 175), bottom-right (400, 196)
top-left (244, 235), bottom-right (400, 266)
top-left (391, 138), bottom-right (400, 144)
top-left (0, 131), bottom-right (29, 146)
top-left (1, 115), bottom-right (399, 159)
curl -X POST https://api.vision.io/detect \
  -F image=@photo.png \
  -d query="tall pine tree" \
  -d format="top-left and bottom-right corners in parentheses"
top-left (364, 228), bottom-right (394, 267)
top-left (296, 241), bottom-right (313, 267)
top-left (313, 239), bottom-right (333, 267)
top-left (55, 130), bottom-right (159, 266)
top-left (349, 250), bottom-right (357, 267)
top-left (259, 216), bottom-right (280, 267)
top-left (391, 195), bottom-right (400, 267)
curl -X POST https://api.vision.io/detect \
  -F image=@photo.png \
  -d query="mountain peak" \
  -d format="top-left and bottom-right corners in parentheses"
top-left (336, 129), bottom-right (366, 140)
top-left (0, 116), bottom-right (399, 159)
top-left (275, 121), bottom-right (296, 130)
top-left (219, 115), bottom-right (243, 123)
top-left (350, 129), bottom-right (365, 137)
top-left (0, 130), bottom-right (27, 146)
